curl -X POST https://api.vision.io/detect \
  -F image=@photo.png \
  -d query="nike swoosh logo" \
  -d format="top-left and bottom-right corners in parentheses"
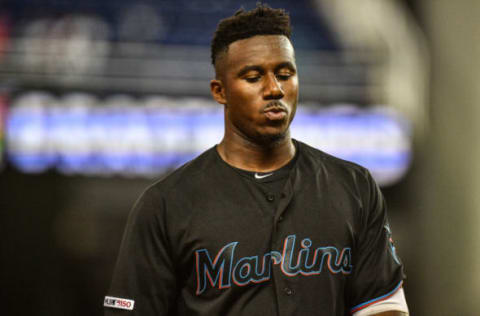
top-left (254, 172), bottom-right (274, 179)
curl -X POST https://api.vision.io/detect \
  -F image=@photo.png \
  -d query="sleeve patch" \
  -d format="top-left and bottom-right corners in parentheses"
top-left (104, 296), bottom-right (135, 311)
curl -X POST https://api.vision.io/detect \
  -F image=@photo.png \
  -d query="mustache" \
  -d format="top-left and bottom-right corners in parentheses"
top-left (261, 101), bottom-right (288, 113)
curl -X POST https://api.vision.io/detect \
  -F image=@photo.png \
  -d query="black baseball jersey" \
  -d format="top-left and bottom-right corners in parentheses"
top-left (105, 140), bottom-right (405, 316)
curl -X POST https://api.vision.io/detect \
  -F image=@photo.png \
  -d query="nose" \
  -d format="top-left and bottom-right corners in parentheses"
top-left (263, 74), bottom-right (284, 100)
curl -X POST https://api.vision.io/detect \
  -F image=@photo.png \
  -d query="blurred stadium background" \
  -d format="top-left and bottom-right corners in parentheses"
top-left (0, 0), bottom-right (479, 315)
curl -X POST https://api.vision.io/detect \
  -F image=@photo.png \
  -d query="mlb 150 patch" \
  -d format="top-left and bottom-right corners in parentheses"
top-left (104, 296), bottom-right (135, 310)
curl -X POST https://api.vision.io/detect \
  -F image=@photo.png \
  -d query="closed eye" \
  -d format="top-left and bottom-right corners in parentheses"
top-left (276, 74), bottom-right (292, 81)
top-left (245, 76), bottom-right (261, 83)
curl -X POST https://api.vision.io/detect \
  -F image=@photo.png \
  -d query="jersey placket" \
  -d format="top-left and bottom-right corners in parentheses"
top-left (270, 169), bottom-right (297, 316)
top-left (237, 166), bottom-right (297, 316)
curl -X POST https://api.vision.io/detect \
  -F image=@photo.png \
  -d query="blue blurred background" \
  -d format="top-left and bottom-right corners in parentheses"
top-left (1, 0), bottom-right (478, 315)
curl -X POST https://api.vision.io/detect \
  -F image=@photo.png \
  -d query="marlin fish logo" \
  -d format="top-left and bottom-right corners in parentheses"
top-left (384, 225), bottom-right (401, 265)
top-left (195, 235), bottom-right (352, 295)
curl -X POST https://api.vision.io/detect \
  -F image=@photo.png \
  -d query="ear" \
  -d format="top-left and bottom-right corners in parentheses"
top-left (210, 79), bottom-right (227, 105)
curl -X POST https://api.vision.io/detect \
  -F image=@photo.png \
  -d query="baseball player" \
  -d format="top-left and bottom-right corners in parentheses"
top-left (104, 4), bottom-right (409, 316)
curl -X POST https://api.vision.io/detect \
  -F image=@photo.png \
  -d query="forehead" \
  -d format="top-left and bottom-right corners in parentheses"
top-left (224, 35), bottom-right (295, 71)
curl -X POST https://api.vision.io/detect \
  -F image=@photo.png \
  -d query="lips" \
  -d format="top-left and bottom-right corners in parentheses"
top-left (264, 107), bottom-right (287, 120)
top-left (263, 105), bottom-right (287, 121)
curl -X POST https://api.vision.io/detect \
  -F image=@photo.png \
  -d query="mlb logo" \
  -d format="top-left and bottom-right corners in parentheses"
top-left (104, 296), bottom-right (135, 310)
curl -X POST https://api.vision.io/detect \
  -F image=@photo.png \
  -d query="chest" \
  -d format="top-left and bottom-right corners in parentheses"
top-left (167, 179), bottom-right (360, 284)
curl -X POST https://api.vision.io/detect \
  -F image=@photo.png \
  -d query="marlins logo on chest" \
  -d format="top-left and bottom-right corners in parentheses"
top-left (195, 235), bottom-right (352, 295)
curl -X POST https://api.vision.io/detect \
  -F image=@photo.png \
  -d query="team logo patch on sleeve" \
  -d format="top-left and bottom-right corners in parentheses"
top-left (104, 296), bottom-right (135, 311)
top-left (384, 224), bottom-right (401, 265)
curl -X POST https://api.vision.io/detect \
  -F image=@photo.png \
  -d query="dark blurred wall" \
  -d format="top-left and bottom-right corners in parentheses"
top-left (0, 168), bottom-right (150, 316)
top-left (413, 0), bottom-right (480, 314)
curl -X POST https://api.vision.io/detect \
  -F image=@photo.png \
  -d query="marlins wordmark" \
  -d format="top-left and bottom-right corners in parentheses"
top-left (195, 235), bottom-right (353, 295)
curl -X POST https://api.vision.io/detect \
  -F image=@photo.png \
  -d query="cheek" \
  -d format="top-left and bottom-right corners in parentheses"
top-left (226, 84), bottom-right (262, 114)
top-left (285, 78), bottom-right (299, 98)
top-left (229, 82), bottom-right (259, 100)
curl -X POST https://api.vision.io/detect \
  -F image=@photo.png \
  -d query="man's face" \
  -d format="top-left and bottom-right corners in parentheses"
top-left (211, 35), bottom-right (298, 145)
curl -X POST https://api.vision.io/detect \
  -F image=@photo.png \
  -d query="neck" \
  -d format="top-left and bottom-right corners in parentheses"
top-left (217, 132), bottom-right (296, 172)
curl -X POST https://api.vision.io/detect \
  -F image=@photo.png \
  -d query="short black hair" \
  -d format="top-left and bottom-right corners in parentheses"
top-left (211, 3), bottom-right (292, 68)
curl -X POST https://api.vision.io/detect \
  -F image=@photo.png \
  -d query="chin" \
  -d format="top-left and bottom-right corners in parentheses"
top-left (254, 129), bottom-right (289, 146)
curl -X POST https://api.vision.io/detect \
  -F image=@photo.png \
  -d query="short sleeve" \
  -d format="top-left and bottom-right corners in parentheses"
top-left (347, 171), bottom-right (406, 314)
top-left (105, 187), bottom-right (177, 315)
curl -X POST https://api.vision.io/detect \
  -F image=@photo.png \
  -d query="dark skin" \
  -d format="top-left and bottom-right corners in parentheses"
top-left (210, 35), bottom-right (408, 316)
top-left (211, 35), bottom-right (297, 172)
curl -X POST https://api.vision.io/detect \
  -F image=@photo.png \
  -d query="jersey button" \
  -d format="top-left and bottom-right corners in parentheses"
top-left (284, 287), bottom-right (294, 296)
top-left (266, 194), bottom-right (275, 202)
top-left (278, 216), bottom-right (284, 222)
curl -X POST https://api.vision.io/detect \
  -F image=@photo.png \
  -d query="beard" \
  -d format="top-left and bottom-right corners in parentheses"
top-left (226, 108), bottom-right (295, 148)
top-left (251, 127), bottom-right (290, 147)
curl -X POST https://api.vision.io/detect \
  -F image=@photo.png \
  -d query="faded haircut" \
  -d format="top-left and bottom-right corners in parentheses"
top-left (211, 3), bottom-right (292, 72)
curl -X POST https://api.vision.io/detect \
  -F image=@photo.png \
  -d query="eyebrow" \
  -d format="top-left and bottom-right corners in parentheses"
top-left (274, 62), bottom-right (297, 73)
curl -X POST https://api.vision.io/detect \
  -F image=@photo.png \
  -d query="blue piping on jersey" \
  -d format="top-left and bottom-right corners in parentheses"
top-left (350, 280), bottom-right (403, 314)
